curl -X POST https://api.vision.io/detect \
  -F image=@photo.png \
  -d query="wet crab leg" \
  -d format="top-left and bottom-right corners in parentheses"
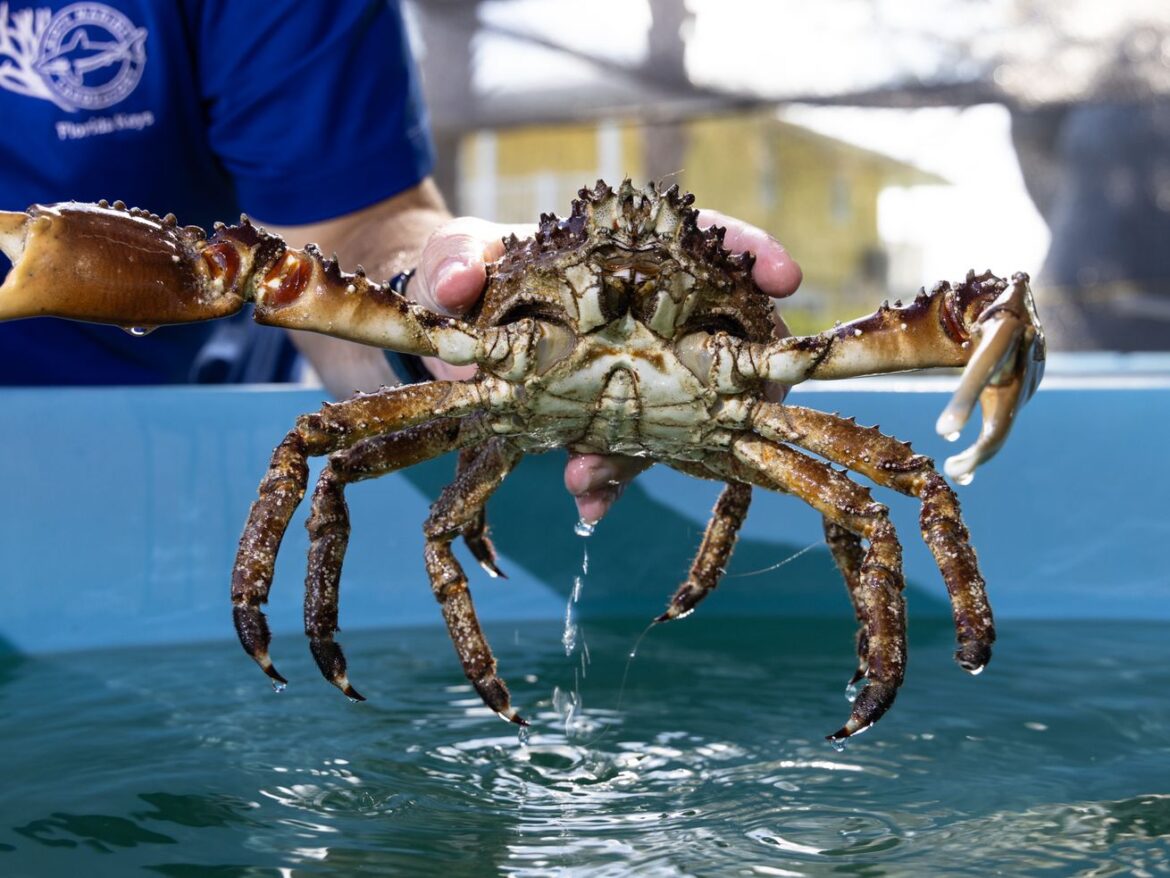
top-left (303, 417), bottom-right (491, 701)
top-left (692, 272), bottom-right (1044, 481)
top-left (232, 380), bottom-right (488, 686)
top-left (754, 404), bottom-right (993, 673)
top-left (722, 437), bottom-right (907, 742)
top-left (670, 463), bottom-right (876, 685)
top-left (656, 480), bottom-right (753, 622)
top-left (455, 447), bottom-right (507, 579)
top-left (422, 439), bottom-right (527, 723)
top-left (822, 520), bottom-right (871, 686)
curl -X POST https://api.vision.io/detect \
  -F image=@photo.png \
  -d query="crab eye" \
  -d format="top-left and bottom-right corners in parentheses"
top-left (681, 314), bottom-right (748, 339)
top-left (495, 301), bottom-right (570, 328)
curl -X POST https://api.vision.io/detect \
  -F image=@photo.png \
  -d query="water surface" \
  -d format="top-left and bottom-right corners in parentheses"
top-left (1, 617), bottom-right (1167, 876)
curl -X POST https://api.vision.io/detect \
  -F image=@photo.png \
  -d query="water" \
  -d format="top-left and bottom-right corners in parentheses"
top-left (1, 617), bottom-right (1168, 877)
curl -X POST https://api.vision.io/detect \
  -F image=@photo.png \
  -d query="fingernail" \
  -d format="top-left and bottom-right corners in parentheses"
top-left (434, 257), bottom-right (468, 293)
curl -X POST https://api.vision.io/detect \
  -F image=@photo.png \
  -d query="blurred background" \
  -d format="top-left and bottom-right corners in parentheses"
top-left (405, 0), bottom-right (1170, 348)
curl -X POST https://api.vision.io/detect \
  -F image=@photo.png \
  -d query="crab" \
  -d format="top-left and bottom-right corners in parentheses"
top-left (0, 180), bottom-right (1044, 742)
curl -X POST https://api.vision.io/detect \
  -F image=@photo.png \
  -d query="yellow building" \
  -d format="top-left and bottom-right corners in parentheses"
top-left (458, 112), bottom-right (941, 333)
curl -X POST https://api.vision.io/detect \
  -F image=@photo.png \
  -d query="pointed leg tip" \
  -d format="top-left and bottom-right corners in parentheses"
top-left (956, 641), bottom-right (993, 674)
top-left (496, 707), bottom-right (527, 726)
top-left (341, 683), bottom-right (366, 702)
top-left (479, 559), bottom-right (507, 579)
top-left (655, 603), bottom-right (694, 624)
top-left (259, 661), bottom-right (288, 686)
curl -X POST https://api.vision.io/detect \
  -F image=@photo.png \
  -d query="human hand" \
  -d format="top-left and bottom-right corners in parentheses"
top-left (413, 210), bottom-right (802, 524)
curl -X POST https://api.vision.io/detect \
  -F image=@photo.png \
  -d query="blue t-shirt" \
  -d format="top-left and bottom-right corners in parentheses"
top-left (0, 0), bottom-right (434, 384)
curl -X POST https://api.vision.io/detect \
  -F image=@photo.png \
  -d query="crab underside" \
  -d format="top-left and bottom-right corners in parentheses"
top-left (0, 180), bottom-right (1045, 742)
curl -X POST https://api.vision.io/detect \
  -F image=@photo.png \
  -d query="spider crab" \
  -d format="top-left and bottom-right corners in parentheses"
top-left (0, 180), bottom-right (1044, 742)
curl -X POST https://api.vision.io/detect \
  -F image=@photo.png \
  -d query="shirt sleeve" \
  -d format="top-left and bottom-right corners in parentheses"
top-left (192, 0), bottom-right (435, 224)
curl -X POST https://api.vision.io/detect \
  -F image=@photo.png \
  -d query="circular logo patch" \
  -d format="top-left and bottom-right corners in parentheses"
top-left (36, 3), bottom-right (147, 111)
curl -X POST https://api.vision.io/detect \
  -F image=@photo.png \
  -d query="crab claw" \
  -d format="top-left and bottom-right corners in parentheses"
top-left (935, 273), bottom-right (1045, 484)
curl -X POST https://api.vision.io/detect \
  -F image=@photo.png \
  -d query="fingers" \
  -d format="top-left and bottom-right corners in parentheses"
top-left (414, 217), bottom-right (535, 316)
top-left (564, 453), bottom-right (652, 524)
top-left (697, 209), bottom-right (803, 297)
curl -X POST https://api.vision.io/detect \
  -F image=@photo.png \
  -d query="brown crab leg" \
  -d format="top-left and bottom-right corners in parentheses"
top-left (822, 519), bottom-right (871, 686)
top-left (422, 439), bottom-right (526, 723)
top-left (722, 437), bottom-right (907, 743)
top-left (303, 417), bottom-right (490, 701)
top-left (672, 462), bottom-right (875, 684)
top-left (754, 404), bottom-right (994, 673)
top-left (232, 380), bottom-right (487, 687)
top-left (456, 447), bottom-right (507, 579)
top-left (656, 481), bottom-right (753, 622)
top-left (688, 272), bottom-right (1044, 481)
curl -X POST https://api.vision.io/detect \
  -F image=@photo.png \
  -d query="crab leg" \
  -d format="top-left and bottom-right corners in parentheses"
top-left (0, 202), bottom-right (510, 364)
top-left (303, 417), bottom-right (490, 700)
top-left (656, 480), bottom-right (753, 622)
top-left (690, 271), bottom-right (1045, 482)
top-left (754, 403), bottom-right (994, 673)
top-left (232, 380), bottom-right (488, 686)
top-left (822, 519), bottom-right (871, 686)
top-left (723, 437), bottom-right (907, 742)
top-left (455, 446), bottom-right (508, 579)
top-left (422, 438), bottom-right (526, 723)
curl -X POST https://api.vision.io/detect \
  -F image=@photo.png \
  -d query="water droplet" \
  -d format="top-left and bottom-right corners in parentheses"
top-left (271, 680), bottom-right (287, 694)
top-left (845, 677), bottom-right (866, 703)
top-left (123, 325), bottom-right (157, 337)
top-left (828, 737), bottom-right (848, 753)
top-left (944, 431), bottom-right (961, 442)
top-left (574, 519), bottom-right (596, 538)
top-left (517, 724), bottom-right (532, 746)
top-left (955, 471), bottom-right (975, 487)
top-left (562, 619), bottom-right (578, 656)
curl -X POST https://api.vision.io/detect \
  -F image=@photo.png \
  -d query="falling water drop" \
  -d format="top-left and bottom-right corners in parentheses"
top-left (562, 574), bottom-right (583, 656)
top-left (574, 518), bottom-right (596, 538)
top-left (271, 680), bottom-right (287, 694)
top-left (828, 737), bottom-right (848, 753)
top-left (845, 677), bottom-right (866, 703)
top-left (517, 724), bottom-right (531, 746)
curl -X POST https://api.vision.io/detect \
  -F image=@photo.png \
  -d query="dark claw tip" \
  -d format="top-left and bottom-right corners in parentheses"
top-left (263, 664), bottom-right (288, 685)
top-left (512, 714), bottom-right (529, 727)
top-left (342, 684), bottom-right (366, 702)
top-left (826, 727), bottom-right (851, 743)
top-left (956, 640), bottom-right (993, 674)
